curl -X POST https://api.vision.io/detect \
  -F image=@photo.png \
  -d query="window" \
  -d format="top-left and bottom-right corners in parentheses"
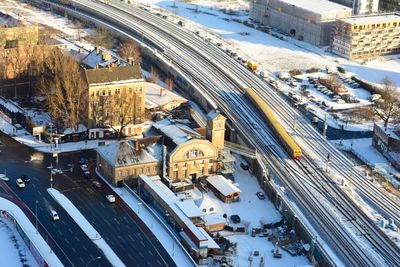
top-left (108, 90), bottom-right (111, 96)
top-left (174, 164), bottom-right (178, 169)
top-left (190, 150), bottom-right (198, 158)
top-left (183, 170), bottom-right (187, 177)
top-left (116, 89), bottom-right (120, 94)
top-left (202, 209), bottom-right (206, 212)
top-left (199, 150), bottom-right (204, 157)
top-left (209, 207), bottom-right (214, 212)
top-left (96, 91), bottom-right (99, 96)
top-left (199, 168), bottom-right (203, 175)
top-left (173, 171), bottom-right (178, 179)
top-left (209, 159), bottom-right (213, 164)
top-left (102, 90), bottom-right (105, 96)
top-left (146, 167), bottom-right (150, 173)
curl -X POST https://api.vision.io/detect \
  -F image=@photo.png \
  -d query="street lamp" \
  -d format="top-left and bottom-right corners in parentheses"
top-left (85, 256), bottom-right (102, 267)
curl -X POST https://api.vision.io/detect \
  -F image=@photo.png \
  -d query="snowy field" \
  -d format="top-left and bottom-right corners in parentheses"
top-left (144, 0), bottom-right (400, 88)
top-left (0, 218), bottom-right (38, 267)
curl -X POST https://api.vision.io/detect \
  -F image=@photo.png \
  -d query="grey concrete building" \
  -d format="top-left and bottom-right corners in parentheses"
top-left (249, 0), bottom-right (352, 46)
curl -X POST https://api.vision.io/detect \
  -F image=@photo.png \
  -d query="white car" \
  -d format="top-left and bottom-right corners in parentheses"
top-left (51, 210), bottom-right (59, 221)
top-left (16, 178), bottom-right (25, 188)
top-left (106, 195), bottom-right (116, 203)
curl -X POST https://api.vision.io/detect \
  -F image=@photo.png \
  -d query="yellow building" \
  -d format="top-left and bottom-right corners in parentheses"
top-left (332, 13), bottom-right (400, 60)
top-left (84, 65), bottom-right (146, 138)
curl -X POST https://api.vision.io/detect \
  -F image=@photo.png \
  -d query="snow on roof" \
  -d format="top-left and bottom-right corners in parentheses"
top-left (145, 82), bottom-right (187, 110)
top-left (153, 119), bottom-right (200, 145)
top-left (194, 194), bottom-right (222, 214)
top-left (342, 14), bottom-right (400, 25)
top-left (140, 175), bottom-right (208, 246)
top-left (376, 124), bottom-right (400, 140)
top-left (203, 214), bottom-right (226, 226)
top-left (273, 0), bottom-right (351, 15)
top-left (207, 175), bottom-right (241, 196)
top-left (96, 140), bottom-right (159, 167)
top-left (197, 227), bottom-right (220, 249)
top-left (176, 200), bottom-right (203, 218)
top-left (63, 124), bottom-right (87, 135)
top-left (0, 97), bottom-right (24, 114)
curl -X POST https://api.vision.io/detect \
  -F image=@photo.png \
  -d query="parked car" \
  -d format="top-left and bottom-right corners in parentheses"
top-left (84, 170), bottom-right (91, 179)
top-left (16, 178), bottom-right (25, 188)
top-left (51, 210), bottom-right (59, 221)
top-left (256, 192), bottom-right (265, 200)
top-left (230, 214), bottom-right (241, 224)
top-left (79, 157), bottom-right (87, 165)
top-left (80, 164), bottom-right (89, 172)
top-left (106, 195), bottom-right (116, 203)
top-left (92, 181), bottom-right (102, 189)
top-left (240, 163), bottom-right (249, 171)
top-left (311, 117), bottom-right (320, 124)
top-left (20, 175), bottom-right (30, 183)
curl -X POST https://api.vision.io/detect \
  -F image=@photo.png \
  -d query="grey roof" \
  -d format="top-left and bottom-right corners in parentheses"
top-left (96, 139), bottom-right (160, 167)
top-left (152, 118), bottom-right (202, 146)
top-left (84, 65), bottom-right (143, 85)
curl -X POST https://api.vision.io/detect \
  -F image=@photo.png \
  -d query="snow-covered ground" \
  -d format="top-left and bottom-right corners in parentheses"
top-left (0, 197), bottom-right (63, 266)
top-left (47, 188), bottom-right (125, 267)
top-left (144, 0), bottom-right (400, 88)
top-left (203, 156), bottom-right (311, 267)
top-left (0, 218), bottom-right (39, 267)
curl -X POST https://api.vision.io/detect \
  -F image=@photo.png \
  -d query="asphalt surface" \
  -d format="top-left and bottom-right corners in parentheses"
top-left (0, 133), bottom-right (175, 267)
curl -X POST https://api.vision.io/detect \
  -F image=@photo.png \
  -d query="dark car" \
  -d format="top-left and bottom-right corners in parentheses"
top-left (240, 163), bottom-right (249, 171)
top-left (230, 215), bottom-right (241, 224)
top-left (79, 157), bottom-right (87, 165)
top-left (256, 192), bottom-right (265, 200)
top-left (20, 175), bottom-right (30, 183)
top-left (92, 181), bottom-right (102, 189)
top-left (83, 170), bottom-right (91, 179)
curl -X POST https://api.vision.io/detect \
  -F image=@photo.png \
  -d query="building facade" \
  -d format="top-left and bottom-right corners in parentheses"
top-left (331, 0), bottom-right (379, 14)
top-left (379, 0), bottom-right (400, 11)
top-left (84, 65), bottom-right (146, 138)
top-left (331, 14), bottom-right (400, 59)
top-left (250, 0), bottom-right (352, 46)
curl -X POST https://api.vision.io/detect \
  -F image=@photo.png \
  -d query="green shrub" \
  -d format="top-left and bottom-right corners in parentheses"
top-left (306, 67), bottom-right (319, 73)
top-left (351, 76), bottom-right (380, 94)
top-left (289, 69), bottom-right (302, 76)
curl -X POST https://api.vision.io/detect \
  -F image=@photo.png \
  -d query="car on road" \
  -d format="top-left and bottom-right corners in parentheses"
top-left (240, 163), bottom-right (249, 171)
top-left (230, 214), bottom-right (241, 224)
top-left (20, 175), bottom-right (30, 183)
top-left (16, 178), bottom-right (25, 188)
top-left (92, 181), bottom-right (102, 189)
top-left (80, 164), bottom-right (89, 172)
top-left (51, 210), bottom-right (59, 221)
top-left (256, 192), bottom-right (265, 200)
top-left (106, 194), bottom-right (116, 203)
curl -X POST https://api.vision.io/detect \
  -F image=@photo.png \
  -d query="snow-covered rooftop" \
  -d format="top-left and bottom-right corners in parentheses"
top-left (176, 201), bottom-right (203, 218)
top-left (96, 139), bottom-right (160, 167)
top-left (273, 0), bottom-right (351, 15)
top-left (207, 175), bottom-right (241, 196)
top-left (152, 118), bottom-right (201, 145)
top-left (0, 97), bottom-right (24, 114)
top-left (145, 82), bottom-right (187, 110)
top-left (342, 14), bottom-right (400, 25)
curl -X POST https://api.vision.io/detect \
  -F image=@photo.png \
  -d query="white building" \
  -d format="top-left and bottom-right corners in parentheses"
top-left (330, 0), bottom-right (379, 14)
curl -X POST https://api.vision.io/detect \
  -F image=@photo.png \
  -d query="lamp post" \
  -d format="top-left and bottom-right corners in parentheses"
top-left (85, 256), bottom-right (102, 267)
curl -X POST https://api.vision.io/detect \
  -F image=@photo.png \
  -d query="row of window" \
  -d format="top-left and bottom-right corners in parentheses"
top-left (353, 21), bottom-right (399, 30)
top-left (91, 87), bottom-right (143, 97)
top-left (173, 159), bottom-right (213, 169)
top-left (172, 166), bottom-right (212, 179)
top-left (116, 165), bottom-right (157, 178)
top-left (184, 149), bottom-right (205, 159)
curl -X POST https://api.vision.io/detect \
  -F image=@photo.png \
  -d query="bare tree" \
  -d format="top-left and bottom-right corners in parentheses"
top-left (149, 67), bottom-right (159, 84)
top-left (118, 39), bottom-right (142, 65)
top-left (166, 78), bottom-right (174, 91)
top-left (37, 48), bottom-right (88, 131)
top-left (375, 77), bottom-right (400, 128)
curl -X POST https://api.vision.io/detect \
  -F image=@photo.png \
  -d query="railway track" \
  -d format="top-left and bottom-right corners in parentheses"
top-left (37, 0), bottom-right (400, 265)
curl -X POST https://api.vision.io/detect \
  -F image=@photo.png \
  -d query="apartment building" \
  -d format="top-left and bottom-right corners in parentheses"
top-left (84, 65), bottom-right (146, 138)
top-left (331, 13), bottom-right (400, 59)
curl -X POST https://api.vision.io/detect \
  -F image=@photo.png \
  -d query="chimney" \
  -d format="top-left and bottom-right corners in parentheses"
top-left (95, 46), bottom-right (99, 54)
top-left (117, 56), bottom-right (120, 65)
top-left (79, 47), bottom-right (84, 53)
top-left (128, 57), bottom-right (134, 65)
top-left (160, 88), bottom-right (164, 96)
top-left (135, 139), bottom-right (140, 151)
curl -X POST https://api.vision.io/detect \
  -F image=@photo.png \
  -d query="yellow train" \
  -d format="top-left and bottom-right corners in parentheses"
top-left (245, 88), bottom-right (302, 159)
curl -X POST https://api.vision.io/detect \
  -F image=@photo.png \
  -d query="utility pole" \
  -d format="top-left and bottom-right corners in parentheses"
top-left (323, 113), bottom-right (328, 137)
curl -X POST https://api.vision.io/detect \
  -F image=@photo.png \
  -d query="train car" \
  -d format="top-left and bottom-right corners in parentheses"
top-left (247, 61), bottom-right (257, 71)
top-left (245, 88), bottom-right (302, 159)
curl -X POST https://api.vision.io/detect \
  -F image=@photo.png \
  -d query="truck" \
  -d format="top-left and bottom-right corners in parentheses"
top-left (247, 61), bottom-right (257, 71)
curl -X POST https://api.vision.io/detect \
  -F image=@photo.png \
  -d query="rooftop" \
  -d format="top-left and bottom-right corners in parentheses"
top-left (207, 175), bottom-right (241, 197)
top-left (341, 13), bottom-right (400, 25)
top-left (145, 82), bottom-right (187, 110)
top-left (96, 138), bottom-right (161, 168)
top-left (273, 0), bottom-right (351, 15)
top-left (84, 65), bottom-right (143, 85)
top-left (152, 118), bottom-right (202, 146)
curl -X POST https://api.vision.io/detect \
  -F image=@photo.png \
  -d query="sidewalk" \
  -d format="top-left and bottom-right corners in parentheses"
top-left (0, 193), bottom-right (63, 267)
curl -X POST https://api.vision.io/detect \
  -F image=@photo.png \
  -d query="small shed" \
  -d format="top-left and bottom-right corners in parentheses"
top-left (206, 175), bottom-right (240, 203)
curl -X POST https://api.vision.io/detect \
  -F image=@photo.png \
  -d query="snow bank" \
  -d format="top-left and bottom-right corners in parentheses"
top-left (47, 188), bottom-right (125, 267)
top-left (0, 197), bottom-right (63, 267)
